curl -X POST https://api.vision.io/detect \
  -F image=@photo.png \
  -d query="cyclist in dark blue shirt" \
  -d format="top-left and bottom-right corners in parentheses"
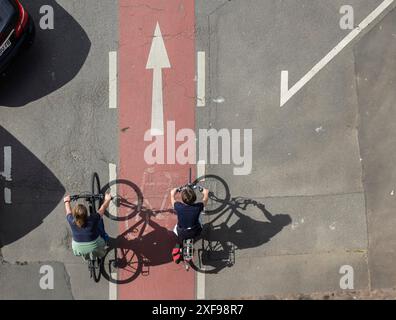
top-left (64, 194), bottom-right (111, 257)
top-left (170, 186), bottom-right (209, 241)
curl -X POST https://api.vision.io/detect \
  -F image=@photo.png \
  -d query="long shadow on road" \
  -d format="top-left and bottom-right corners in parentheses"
top-left (0, 127), bottom-right (65, 248)
top-left (100, 175), bottom-right (292, 283)
top-left (0, 0), bottom-right (91, 107)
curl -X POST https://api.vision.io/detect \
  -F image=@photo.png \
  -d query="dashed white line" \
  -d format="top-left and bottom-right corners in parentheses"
top-left (280, 0), bottom-right (395, 107)
top-left (109, 274), bottom-right (118, 300)
top-left (197, 160), bottom-right (206, 180)
top-left (108, 163), bottom-right (117, 218)
top-left (109, 51), bottom-right (118, 109)
top-left (1, 146), bottom-right (12, 204)
top-left (196, 159), bottom-right (206, 300)
top-left (196, 270), bottom-right (206, 300)
top-left (197, 51), bottom-right (206, 107)
top-left (108, 163), bottom-right (117, 300)
top-left (4, 188), bottom-right (11, 204)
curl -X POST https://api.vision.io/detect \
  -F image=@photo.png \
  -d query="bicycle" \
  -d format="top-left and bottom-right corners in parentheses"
top-left (70, 172), bottom-right (106, 283)
top-left (175, 168), bottom-right (205, 271)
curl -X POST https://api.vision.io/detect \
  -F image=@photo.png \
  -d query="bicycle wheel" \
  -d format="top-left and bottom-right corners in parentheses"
top-left (102, 246), bottom-right (142, 284)
top-left (101, 179), bottom-right (143, 221)
top-left (92, 172), bottom-right (103, 213)
top-left (92, 258), bottom-right (102, 283)
top-left (190, 237), bottom-right (233, 274)
top-left (193, 175), bottom-right (230, 215)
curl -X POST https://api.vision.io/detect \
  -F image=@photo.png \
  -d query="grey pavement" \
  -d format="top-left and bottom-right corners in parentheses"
top-left (0, 0), bottom-right (118, 299)
top-left (196, 0), bottom-right (396, 299)
top-left (0, 0), bottom-right (395, 300)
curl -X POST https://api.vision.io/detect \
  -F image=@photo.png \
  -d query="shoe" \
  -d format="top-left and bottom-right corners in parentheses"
top-left (103, 233), bottom-right (110, 245)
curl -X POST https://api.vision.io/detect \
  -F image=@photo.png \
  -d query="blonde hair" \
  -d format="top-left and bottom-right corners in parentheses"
top-left (72, 204), bottom-right (88, 228)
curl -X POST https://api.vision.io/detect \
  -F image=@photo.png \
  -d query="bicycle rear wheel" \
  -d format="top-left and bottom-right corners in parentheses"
top-left (92, 172), bottom-right (103, 213)
top-left (88, 259), bottom-right (101, 282)
top-left (102, 246), bottom-right (142, 284)
top-left (90, 258), bottom-right (102, 283)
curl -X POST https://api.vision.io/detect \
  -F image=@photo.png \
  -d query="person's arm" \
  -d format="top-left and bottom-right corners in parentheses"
top-left (64, 195), bottom-right (72, 216)
top-left (202, 188), bottom-right (209, 207)
top-left (170, 188), bottom-right (178, 208)
top-left (98, 193), bottom-right (112, 217)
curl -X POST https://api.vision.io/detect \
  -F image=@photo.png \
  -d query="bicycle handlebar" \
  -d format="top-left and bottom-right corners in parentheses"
top-left (70, 194), bottom-right (114, 202)
top-left (176, 183), bottom-right (204, 194)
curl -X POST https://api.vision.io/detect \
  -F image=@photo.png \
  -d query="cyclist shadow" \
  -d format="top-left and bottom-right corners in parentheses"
top-left (205, 198), bottom-right (292, 250)
top-left (101, 182), bottom-right (178, 284)
top-left (193, 176), bottom-right (292, 274)
top-left (115, 208), bottom-right (178, 267)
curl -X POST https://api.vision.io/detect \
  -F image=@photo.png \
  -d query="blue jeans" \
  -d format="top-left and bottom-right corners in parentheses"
top-left (97, 218), bottom-right (108, 241)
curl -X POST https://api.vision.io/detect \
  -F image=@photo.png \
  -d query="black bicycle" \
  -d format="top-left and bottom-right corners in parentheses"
top-left (70, 172), bottom-right (105, 283)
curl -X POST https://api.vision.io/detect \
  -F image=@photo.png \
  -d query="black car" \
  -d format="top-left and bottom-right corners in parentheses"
top-left (0, 0), bottom-right (35, 73)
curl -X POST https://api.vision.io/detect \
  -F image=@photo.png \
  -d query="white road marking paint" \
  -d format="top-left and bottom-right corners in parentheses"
top-left (108, 163), bottom-right (117, 300)
top-left (109, 273), bottom-right (118, 300)
top-left (4, 188), bottom-right (11, 204)
top-left (146, 22), bottom-right (171, 136)
top-left (391, 190), bottom-right (394, 196)
top-left (196, 268), bottom-right (206, 300)
top-left (196, 159), bottom-right (206, 299)
top-left (109, 51), bottom-right (118, 109)
top-left (280, 0), bottom-right (395, 107)
top-left (197, 51), bottom-right (206, 107)
top-left (213, 97), bottom-right (225, 104)
top-left (1, 146), bottom-right (12, 204)
top-left (109, 163), bottom-right (117, 217)
top-left (197, 160), bottom-right (206, 180)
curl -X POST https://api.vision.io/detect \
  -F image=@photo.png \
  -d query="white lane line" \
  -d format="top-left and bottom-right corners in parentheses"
top-left (196, 159), bottom-right (206, 300)
top-left (109, 51), bottom-right (118, 109)
top-left (108, 163), bottom-right (117, 300)
top-left (197, 160), bottom-right (206, 180)
top-left (197, 51), bottom-right (206, 107)
top-left (109, 163), bottom-right (117, 218)
top-left (196, 269), bottom-right (206, 300)
top-left (109, 274), bottom-right (118, 300)
top-left (280, 0), bottom-right (395, 107)
top-left (1, 147), bottom-right (12, 204)
top-left (4, 188), bottom-right (11, 205)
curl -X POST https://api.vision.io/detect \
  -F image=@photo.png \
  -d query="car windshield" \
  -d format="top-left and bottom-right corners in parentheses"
top-left (0, 0), bottom-right (16, 33)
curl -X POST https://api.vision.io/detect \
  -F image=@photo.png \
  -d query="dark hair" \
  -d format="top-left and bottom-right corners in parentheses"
top-left (181, 187), bottom-right (196, 205)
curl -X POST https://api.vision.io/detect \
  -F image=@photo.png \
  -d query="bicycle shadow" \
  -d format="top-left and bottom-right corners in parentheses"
top-left (192, 175), bottom-right (292, 274)
top-left (100, 180), bottom-right (178, 284)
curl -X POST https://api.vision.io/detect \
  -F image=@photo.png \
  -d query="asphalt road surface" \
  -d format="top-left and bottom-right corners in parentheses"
top-left (0, 0), bottom-right (395, 300)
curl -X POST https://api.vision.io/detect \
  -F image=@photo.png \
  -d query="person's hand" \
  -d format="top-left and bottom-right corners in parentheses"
top-left (105, 193), bottom-right (112, 202)
top-left (64, 195), bottom-right (71, 203)
top-left (202, 188), bottom-right (209, 196)
top-left (171, 188), bottom-right (178, 196)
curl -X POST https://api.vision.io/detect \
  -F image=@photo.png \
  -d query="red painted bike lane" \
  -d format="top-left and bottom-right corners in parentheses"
top-left (118, 0), bottom-right (196, 299)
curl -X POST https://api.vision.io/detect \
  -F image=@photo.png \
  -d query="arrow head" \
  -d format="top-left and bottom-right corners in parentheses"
top-left (146, 22), bottom-right (171, 69)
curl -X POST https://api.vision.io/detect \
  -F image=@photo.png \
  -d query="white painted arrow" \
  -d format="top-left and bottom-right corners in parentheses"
top-left (146, 22), bottom-right (171, 136)
top-left (280, 0), bottom-right (394, 107)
